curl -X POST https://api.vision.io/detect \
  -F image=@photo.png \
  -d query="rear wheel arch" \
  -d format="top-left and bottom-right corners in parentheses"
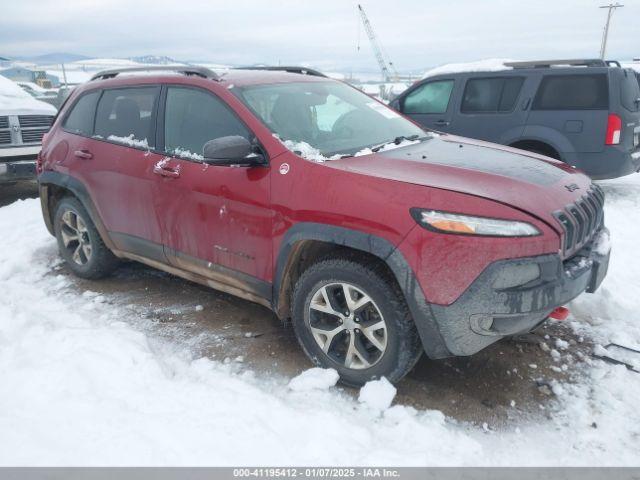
top-left (39, 171), bottom-right (117, 252)
top-left (509, 139), bottom-right (562, 161)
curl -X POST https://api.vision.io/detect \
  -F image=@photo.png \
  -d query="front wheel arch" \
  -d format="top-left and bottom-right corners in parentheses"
top-left (273, 223), bottom-right (453, 360)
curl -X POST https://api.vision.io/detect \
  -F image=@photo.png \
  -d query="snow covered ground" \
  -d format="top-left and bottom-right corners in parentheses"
top-left (0, 175), bottom-right (639, 466)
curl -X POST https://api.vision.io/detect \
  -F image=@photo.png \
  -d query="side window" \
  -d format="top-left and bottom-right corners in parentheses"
top-left (94, 87), bottom-right (159, 148)
top-left (533, 74), bottom-right (609, 110)
top-left (164, 87), bottom-right (250, 161)
top-left (402, 80), bottom-right (454, 114)
top-left (461, 77), bottom-right (524, 113)
top-left (62, 91), bottom-right (100, 136)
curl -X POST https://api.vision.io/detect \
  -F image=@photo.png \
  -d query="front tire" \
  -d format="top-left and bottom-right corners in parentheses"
top-left (291, 257), bottom-right (423, 387)
top-left (54, 197), bottom-right (119, 279)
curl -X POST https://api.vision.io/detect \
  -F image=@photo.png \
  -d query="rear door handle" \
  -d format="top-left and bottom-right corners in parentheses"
top-left (74, 150), bottom-right (93, 159)
top-left (153, 164), bottom-right (180, 178)
top-left (434, 120), bottom-right (450, 127)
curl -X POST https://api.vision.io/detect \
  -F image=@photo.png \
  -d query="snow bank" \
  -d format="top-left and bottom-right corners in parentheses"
top-left (422, 58), bottom-right (516, 79)
top-left (358, 377), bottom-right (397, 411)
top-left (288, 368), bottom-right (339, 392)
top-left (0, 174), bottom-right (640, 466)
top-left (0, 74), bottom-right (57, 115)
top-left (0, 199), bottom-right (480, 466)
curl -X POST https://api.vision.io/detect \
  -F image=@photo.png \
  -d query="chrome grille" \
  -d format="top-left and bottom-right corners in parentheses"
top-left (20, 128), bottom-right (48, 144)
top-left (0, 116), bottom-right (8, 129)
top-left (554, 185), bottom-right (605, 257)
top-left (17, 115), bottom-right (53, 128)
top-left (0, 130), bottom-right (11, 145)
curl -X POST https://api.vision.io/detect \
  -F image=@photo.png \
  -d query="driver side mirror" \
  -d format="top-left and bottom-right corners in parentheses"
top-left (203, 136), bottom-right (266, 167)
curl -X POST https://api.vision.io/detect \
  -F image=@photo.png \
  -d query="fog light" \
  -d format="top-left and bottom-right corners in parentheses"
top-left (478, 316), bottom-right (494, 331)
top-left (470, 314), bottom-right (496, 335)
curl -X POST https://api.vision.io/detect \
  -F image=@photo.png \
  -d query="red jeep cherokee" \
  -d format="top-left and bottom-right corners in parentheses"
top-left (38, 66), bottom-right (611, 386)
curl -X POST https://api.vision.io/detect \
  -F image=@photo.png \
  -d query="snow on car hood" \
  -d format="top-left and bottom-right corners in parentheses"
top-left (0, 74), bottom-right (57, 116)
top-left (325, 134), bottom-right (593, 230)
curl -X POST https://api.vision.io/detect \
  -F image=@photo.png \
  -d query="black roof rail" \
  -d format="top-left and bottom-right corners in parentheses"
top-left (504, 59), bottom-right (610, 69)
top-left (235, 66), bottom-right (327, 78)
top-left (90, 65), bottom-right (219, 81)
top-left (605, 60), bottom-right (621, 67)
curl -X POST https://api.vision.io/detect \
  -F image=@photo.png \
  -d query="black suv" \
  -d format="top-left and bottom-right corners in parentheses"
top-left (391, 59), bottom-right (640, 179)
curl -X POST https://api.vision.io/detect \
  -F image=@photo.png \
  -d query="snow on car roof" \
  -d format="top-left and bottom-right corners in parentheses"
top-left (422, 58), bottom-right (517, 79)
top-left (0, 74), bottom-right (57, 115)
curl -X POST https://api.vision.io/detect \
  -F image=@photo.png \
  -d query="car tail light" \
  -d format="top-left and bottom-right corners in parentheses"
top-left (605, 113), bottom-right (622, 145)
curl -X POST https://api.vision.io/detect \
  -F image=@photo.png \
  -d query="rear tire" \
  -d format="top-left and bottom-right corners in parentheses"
top-left (291, 257), bottom-right (423, 387)
top-left (54, 197), bottom-right (119, 279)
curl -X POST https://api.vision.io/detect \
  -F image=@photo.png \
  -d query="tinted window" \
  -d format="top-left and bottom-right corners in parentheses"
top-left (164, 87), bottom-right (250, 160)
top-left (403, 80), bottom-right (454, 114)
top-left (620, 70), bottom-right (640, 112)
top-left (533, 74), bottom-right (609, 110)
top-left (62, 91), bottom-right (99, 136)
top-left (94, 87), bottom-right (159, 148)
top-left (461, 77), bottom-right (524, 113)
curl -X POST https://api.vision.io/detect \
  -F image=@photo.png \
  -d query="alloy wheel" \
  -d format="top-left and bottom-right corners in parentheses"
top-left (307, 282), bottom-right (387, 369)
top-left (60, 210), bottom-right (93, 266)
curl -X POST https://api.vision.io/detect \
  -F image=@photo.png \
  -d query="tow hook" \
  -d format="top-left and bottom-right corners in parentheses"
top-left (549, 306), bottom-right (570, 321)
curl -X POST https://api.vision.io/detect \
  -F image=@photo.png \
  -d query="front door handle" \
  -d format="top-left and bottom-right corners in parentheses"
top-left (153, 164), bottom-right (180, 178)
top-left (74, 150), bottom-right (93, 159)
top-left (434, 120), bottom-right (450, 127)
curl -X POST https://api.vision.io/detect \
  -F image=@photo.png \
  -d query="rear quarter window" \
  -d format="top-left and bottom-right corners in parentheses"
top-left (62, 91), bottom-right (100, 136)
top-left (533, 74), bottom-right (609, 110)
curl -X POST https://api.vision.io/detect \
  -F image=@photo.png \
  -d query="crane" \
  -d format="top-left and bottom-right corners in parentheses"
top-left (357, 4), bottom-right (398, 82)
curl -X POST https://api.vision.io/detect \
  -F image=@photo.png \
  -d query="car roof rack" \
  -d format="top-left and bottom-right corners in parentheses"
top-left (504, 59), bottom-right (616, 69)
top-left (90, 65), bottom-right (219, 81)
top-left (235, 66), bottom-right (327, 77)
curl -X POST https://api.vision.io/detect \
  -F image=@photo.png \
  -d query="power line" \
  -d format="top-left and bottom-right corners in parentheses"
top-left (599, 3), bottom-right (624, 59)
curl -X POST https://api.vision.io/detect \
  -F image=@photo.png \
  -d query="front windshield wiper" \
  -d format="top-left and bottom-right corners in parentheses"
top-left (370, 134), bottom-right (422, 153)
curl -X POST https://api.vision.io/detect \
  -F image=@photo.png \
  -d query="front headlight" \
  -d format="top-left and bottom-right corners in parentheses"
top-left (411, 209), bottom-right (540, 237)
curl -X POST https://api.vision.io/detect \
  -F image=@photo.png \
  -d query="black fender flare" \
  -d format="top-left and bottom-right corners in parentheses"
top-left (38, 171), bottom-right (117, 251)
top-left (273, 222), bottom-right (452, 359)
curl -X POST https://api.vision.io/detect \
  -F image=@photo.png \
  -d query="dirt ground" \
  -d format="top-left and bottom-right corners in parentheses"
top-left (4, 181), bottom-right (593, 429)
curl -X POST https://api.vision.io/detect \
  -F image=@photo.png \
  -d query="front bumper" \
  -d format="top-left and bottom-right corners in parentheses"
top-left (0, 159), bottom-right (38, 183)
top-left (426, 227), bottom-right (611, 356)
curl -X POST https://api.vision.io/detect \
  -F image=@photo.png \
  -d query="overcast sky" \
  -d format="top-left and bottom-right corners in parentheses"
top-left (1, 0), bottom-right (638, 72)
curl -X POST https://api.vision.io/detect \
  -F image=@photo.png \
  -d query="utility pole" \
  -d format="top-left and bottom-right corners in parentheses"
top-left (61, 62), bottom-right (68, 88)
top-left (599, 3), bottom-right (623, 59)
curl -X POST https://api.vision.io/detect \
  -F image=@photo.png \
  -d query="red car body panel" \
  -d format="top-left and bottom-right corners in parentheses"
top-left (39, 71), bottom-right (597, 312)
